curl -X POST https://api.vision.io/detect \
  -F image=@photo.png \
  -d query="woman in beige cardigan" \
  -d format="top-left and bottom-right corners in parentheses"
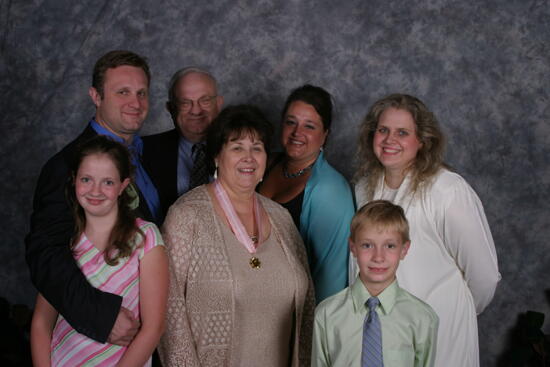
top-left (159, 105), bottom-right (314, 367)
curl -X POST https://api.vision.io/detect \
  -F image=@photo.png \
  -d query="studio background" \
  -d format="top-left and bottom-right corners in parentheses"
top-left (1, 0), bottom-right (549, 365)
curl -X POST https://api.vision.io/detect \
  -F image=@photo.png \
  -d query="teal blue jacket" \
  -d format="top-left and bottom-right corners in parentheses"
top-left (300, 151), bottom-right (355, 303)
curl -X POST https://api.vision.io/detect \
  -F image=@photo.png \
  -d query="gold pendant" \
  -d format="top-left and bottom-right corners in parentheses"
top-left (249, 257), bottom-right (261, 269)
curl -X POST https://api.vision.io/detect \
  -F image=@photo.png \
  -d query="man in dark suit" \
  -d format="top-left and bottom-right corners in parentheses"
top-left (25, 50), bottom-right (161, 345)
top-left (142, 68), bottom-right (223, 220)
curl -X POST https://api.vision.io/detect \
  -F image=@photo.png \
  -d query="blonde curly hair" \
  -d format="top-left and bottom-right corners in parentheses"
top-left (355, 94), bottom-right (446, 200)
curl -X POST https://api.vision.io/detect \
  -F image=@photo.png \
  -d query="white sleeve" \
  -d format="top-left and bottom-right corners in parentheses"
top-left (350, 179), bottom-right (368, 284)
top-left (440, 179), bottom-right (501, 314)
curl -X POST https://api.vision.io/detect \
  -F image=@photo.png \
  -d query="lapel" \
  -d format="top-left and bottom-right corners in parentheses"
top-left (143, 129), bottom-right (179, 199)
top-left (75, 125), bottom-right (99, 144)
top-left (135, 186), bottom-right (155, 223)
top-left (141, 129), bottom-right (180, 221)
top-left (374, 172), bottom-right (416, 213)
top-left (164, 129), bottom-right (179, 197)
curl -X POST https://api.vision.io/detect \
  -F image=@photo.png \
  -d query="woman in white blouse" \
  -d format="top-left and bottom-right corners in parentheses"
top-left (353, 93), bottom-right (500, 367)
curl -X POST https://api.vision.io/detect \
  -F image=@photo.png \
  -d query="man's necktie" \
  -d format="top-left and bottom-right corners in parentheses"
top-left (189, 143), bottom-right (209, 189)
top-left (361, 297), bottom-right (384, 367)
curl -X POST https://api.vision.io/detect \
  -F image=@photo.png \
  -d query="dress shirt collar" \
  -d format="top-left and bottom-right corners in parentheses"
top-left (350, 276), bottom-right (398, 316)
top-left (90, 119), bottom-right (161, 223)
top-left (90, 119), bottom-right (143, 155)
top-left (178, 134), bottom-right (195, 156)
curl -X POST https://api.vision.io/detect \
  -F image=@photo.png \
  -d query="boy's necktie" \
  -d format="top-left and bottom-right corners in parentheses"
top-left (189, 143), bottom-right (209, 189)
top-left (362, 297), bottom-right (384, 367)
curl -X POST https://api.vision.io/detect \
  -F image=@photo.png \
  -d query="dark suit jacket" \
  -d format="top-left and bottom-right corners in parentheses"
top-left (25, 126), bottom-right (155, 343)
top-left (142, 129), bottom-right (179, 221)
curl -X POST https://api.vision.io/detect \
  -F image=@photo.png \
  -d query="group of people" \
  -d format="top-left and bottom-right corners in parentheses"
top-left (26, 49), bottom-right (500, 367)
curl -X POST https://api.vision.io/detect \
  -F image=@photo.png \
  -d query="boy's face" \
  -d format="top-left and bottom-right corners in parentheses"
top-left (350, 223), bottom-right (410, 295)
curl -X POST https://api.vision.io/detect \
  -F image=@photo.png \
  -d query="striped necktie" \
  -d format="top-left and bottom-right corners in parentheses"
top-left (189, 143), bottom-right (209, 189)
top-left (362, 296), bottom-right (384, 367)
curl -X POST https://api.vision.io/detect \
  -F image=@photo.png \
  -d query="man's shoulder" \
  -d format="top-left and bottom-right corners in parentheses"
top-left (142, 129), bottom-right (179, 161)
top-left (42, 126), bottom-right (96, 173)
top-left (142, 129), bottom-right (178, 144)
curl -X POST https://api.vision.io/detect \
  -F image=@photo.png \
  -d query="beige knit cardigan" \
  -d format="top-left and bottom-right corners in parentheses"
top-left (159, 186), bottom-right (315, 366)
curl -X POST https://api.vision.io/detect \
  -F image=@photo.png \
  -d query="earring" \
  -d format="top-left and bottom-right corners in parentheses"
top-left (214, 166), bottom-right (218, 180)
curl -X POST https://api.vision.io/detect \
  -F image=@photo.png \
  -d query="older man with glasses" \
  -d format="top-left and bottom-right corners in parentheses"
top-left (143, 67), bottom-right (224, 221)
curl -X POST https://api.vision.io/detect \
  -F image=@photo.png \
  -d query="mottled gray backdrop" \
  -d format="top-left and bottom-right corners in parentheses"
top-left (1, 0), bottom-right (549, 365)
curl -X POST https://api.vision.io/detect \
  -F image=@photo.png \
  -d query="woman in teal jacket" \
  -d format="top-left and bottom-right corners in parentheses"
top-left (259, 85), bottom-right (355, 303)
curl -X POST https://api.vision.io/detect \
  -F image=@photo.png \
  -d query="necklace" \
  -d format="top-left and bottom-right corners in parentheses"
top-left (214, 180), bottom-right (263, 269)
top-left (282, 162), bottom-right (314, 179)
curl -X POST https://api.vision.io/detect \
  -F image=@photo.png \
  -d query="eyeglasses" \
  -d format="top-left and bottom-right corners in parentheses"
top-left (177, 95), bottom-right (217, 111)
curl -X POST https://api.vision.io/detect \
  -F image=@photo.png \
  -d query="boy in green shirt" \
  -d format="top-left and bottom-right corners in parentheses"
top-left (312, 200), bottom-right (438, 367)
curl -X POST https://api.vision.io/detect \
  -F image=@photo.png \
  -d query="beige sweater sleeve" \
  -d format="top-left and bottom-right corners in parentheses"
top-left (158, 202), bottom-right (201, 367)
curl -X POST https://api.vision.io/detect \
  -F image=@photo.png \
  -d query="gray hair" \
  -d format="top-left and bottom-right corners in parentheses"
top-left (167, 67), bottom-right (218, 103)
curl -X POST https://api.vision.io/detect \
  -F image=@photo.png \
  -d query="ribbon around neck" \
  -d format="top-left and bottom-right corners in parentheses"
top-left (213, 180), bottom-right (263, 254)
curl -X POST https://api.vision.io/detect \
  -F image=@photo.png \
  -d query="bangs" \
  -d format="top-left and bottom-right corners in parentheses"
top-left (227, 127), bottom-right (264, 143)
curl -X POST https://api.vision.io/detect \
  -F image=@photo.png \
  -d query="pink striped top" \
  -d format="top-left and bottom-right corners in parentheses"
top-left (50, 218), bottom-right (164, 366)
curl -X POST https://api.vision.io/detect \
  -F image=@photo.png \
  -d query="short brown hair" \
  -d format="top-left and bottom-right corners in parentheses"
top-left (206, 104), bottom-right (273, 174)
top-left (92, 50), bottom-right (150, 98)
top-left (350, 200), bottom-right (410, 243)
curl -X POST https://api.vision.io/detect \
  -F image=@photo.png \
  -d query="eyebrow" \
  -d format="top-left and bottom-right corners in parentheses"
top-left (378, 124), bottom-right (413, 130)
top-left (286, 114), bottom-right (321, 124)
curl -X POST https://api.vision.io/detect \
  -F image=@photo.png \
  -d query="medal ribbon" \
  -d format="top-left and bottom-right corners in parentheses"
top-left (213, 180), bottom-right (262, 254)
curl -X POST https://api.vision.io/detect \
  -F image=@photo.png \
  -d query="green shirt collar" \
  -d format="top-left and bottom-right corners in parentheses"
top-left (350, 276), bottom-right (398, 316)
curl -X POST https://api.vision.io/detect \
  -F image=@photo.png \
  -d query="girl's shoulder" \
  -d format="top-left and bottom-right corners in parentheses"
top-left (135, 218), bottom-right (162, 238)
top-left (135, 217), bottom-right (158, 231)
top-left (133, 218), bottom-right (164, 259)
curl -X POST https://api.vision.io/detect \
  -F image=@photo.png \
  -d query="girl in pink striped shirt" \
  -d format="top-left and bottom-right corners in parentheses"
top-left (31, 136), bottom-right (168, 367)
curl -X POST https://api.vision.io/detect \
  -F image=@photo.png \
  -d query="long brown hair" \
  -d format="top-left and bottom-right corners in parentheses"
top-left (355, 94), bottom-right (446, 200)
top-left (68, 136), bottom-right (142, 265)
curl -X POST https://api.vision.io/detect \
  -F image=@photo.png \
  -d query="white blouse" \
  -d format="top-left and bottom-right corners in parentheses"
top-left (352, 168), bottom-right (501, 367)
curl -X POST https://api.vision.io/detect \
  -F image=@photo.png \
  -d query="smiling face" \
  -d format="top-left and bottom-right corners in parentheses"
top-left (281, 100), bottom-right (328, 167)
top-left (215, 132), bottom-right (267, 195)
top-left (350, 222), bottom-right (410, 295)
top-left (89, 65), bottom-right (149, 142)
top-left (173, 72), bottom-right (223, 143)
top-left (373, 107), bottom-right (423, 176)
top-left (75, 153), bottom-right (130, 219)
